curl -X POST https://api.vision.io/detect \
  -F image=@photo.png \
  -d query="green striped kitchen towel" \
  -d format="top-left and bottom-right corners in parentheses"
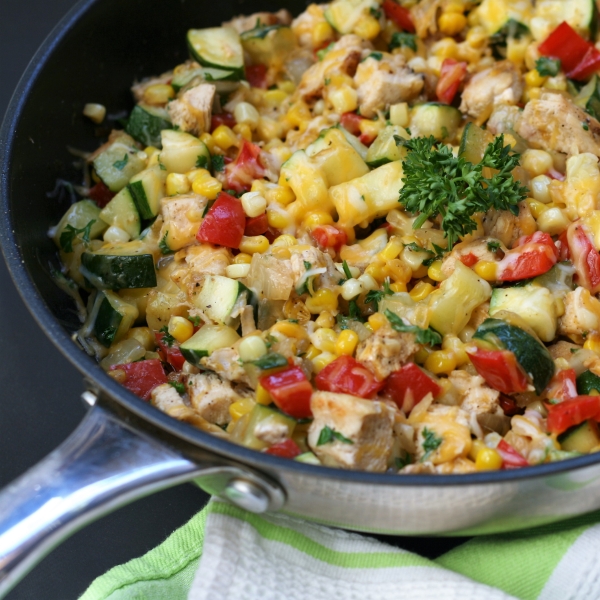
top-left (81, 498), bottom-right (600, 600)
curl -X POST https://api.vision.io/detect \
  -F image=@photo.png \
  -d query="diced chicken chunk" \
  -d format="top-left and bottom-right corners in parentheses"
top-left (356, 324), bottom-right (420, 380)
top-left (482, 202), bottom-right (536, 247)
top-left (159, 194), bottom-right (207, 252)
top-left (170, 244), bottom-right (232, 297)
top-left (448, 370), bottom-right (500, 415)
top-left (441, 237), bottom-right (504, 278)
top-left (131, 70), bottom-right (173, 102)
top-left (151, 383), bottom-right (185, 413)
top-left (168, 84), bottom-right (216, 136)
top-left (247, 253), bottom-right (294, 301)
top-left (559, 287), bottom-right (600, 344)
top-left (487, 104), bottom-right (522, 135)
top-left (200, 347), bottom-right (251, 386)
top-left (290, 246), bottom-right (328, 288)
top-left (354, 55), bottom-right (424, 119)
top-left (307, 391), bottom-right (395, 471)
top-left (254, 420), bottom-right (291, 446)
top-left (224, 9), bottom-right (291, 34)
top-left (187, 372), bottom-right (242, 425)
top-left (459, 61), bottom-right (523, 122)
top-left (516, 93), bottom-right (600, 157)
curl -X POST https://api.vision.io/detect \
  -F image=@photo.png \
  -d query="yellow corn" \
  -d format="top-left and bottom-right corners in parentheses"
top-left (442, 335), bottom-right (469, 366)
top-left (272, 321), bottom-right (309, 339)
top-left (425, 350), bottom-right (457, 375)
top-left (144, 146), bottom-right (159, 159)
top-left (475, 447), bottom-right (503, 471)
top-left (368, 312), bottom-right (387, 331)
top-left (143, 84), bottom-right (175, 105)
top-left (166, 172), bottom-right (191, 196)
top-left (278, 80), bottom-right (296, 95)
top-left (379, 237), bottom-right (404, 261)
top-left (468, 439), bottom-right (486, 461)
top-left (466, 26), bottom-right (487, 48)
top-left (199, 133), bottom-right (215, 153)
top-left (315, 311), bottom-right (335, 329)
top-left (305, 344), bottom-right (321, 361)
top-left (305, 289), bottom-right (339, 314)
top-left (431, 37), bottom-right (458, 60)
top-left (525, 87), bottom-right (542, 101)
top-left (267, 208), bottom-right (291, 229)
top-left (358, 118), bottom-right (384, 139)
top-left (233, 123), bottom-right (252, 141)
top-left (239, 235), bottom-right (269, 254)
top-left (384, 259), bottom-right (413, 284)
top-left (427, 260), bottom-right (445, 282)
top-left (409, 281), bottom-right (434, 301)
top-left (390, 282), bottom-right (407, 293)
top-left (525, 69), bottom-right (547, 88)
top-left (286, 101), bottom-right (312, 129)
top-left (365, 262), bottom-right (387, 283)
top-left (255, 384), bottom-right (272, 406)
top-left (312, 351), bottom-right (337, 373)
top-left (303, 210), bottom-right (334, 229)
top-left (584, 333), bottom-right (600, 355)
top-left (353, 14), bottom-right (381, 40)
top-left (474, 260), bottom-right (498, 281)
top-left (336, 330), bottom-right (359, 356)
top-left (168, 316), bottom-right (194, 344)
top-left (233, 252), bottom-right (252, 265)
top-left (328, 85), bottom-right (358, 114)
top-left (527, 199), bottom-right (548, 219)
top-left (312, 20), bottom-right (334, 45)
top-left (191, 171), bottom-right (222, 199)
top-left (445, 0), bottom-right (465, 13)
top-left (438, 12), bottom-right (467, 36)
top-left (267, 185), bottom-right (296, 205)
top-left (229, 398), bottom-right (255, 420)
top-left (238, 335), bottom-right (268, 362)
top-left (311, 327), bottom-right (338, 353)
top-left (272, 234), bottom-right (297, 248)
top-left (263, 89), bottom-right (289, 106)
top-left (212, 125), bottom-right (238, 150)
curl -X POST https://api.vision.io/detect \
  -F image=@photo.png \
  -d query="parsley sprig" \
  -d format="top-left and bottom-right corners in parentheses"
top-left (365, 279), bottom-right (393, 308)
top-left (317, 426), bottom-right (354, 446)
top-left (421, 427), bottom-right (443, 461)
top-left (59, 219), bottom-right (96, 253)
top-left (397, 135), bottom-right (528, 246)
top-left (384, 309), bottom-right (442, 346)
top-left (159, 325), bottom-right (176, 347)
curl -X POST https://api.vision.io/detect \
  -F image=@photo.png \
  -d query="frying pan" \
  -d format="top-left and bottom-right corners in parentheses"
top-left (3, 0), bottom-right (600, 596)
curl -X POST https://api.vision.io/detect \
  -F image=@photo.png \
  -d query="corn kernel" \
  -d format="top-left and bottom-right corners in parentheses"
top-left (521, 149), bottom-right (553, 177)
top-left (192, 174), bottom-right (222, 200)
top-left (384, 259), bottom-right (413, 284)
top-left (278, 80), bottom-right (296, 95)
top-left (389, 103), bottom-right (409, 127)
top-left (379, 237), bottom-right (404, 261)
top-left (368, 312), bottom-right (387, 331)
top-left (409, 281), bottom-right (434, 301)
top-left (527, 199), bottom-right (548, 219)
top-left (143, 84), bottom-right (175, 105)
top-left (341, 278), bottom-right (364, 300)
top-left (305, 344), bottom-right (321, 361)
top-left (239, 235), bottom-right (269, 254)
top-left (315, 311), bottom-right (335, 329)
top-left (475, 447), bottom-right (503, 471)
top-left (438, 12), bottom-right (467, 36)
top-left (312, 351), bottom-right (337, 372)
top-left (233, 253), bottom-right (252, 265)
top-left (225, 263), bottom-right (251, 278)
top-left (427, 260), bottom-right (445, 282)
top-left (336, 330), bottom-right (359, 356)
top-left (389, 282), bottom-right (407, 293)
top-left (358, 118), bottom-right (384, 139)
top-left (525, 69), bottom-right (546, 88)
top-left (166, 172), bottom-right (190, 196)
top-left (474, 260), bottom-right (498, 281)
top-left (442, 335), bottom-right (469, 366)
top-left (286, 101), bottom-right (311, 129)
top-left (233, 123), bottom-right (252, 141)
top-left (271, 247), bottom-right (291, 260)
top-left (268, 185), bottom-right (296, 205)
top-left (83, 103), bottom-right (106, 124)
top-left (229, 397), bottom-right (255, 420)
top-left (239, 336), bottom-right (268, 362)
top-left (255, 383), bottom-right (272, 405)
top-left (431, 37), bottom-right (458, 60)
top-left (530, 174), bottom-right (552, 203)
top-left (168, 316), bottom-right (194, 344)
top-left (354, 14), bottom-right (381, 39)
top-left (272, 321), bottom-right (309, 339)
top-left (357, 274), bottom-right (378, 291)
top-left (365, 262), bottom-right (386, 283)
top-left (212, 125), bottom-right (238, 150)
top-left (263, 89), bottom-right (289, 106)
top-left (272, 234), bottom-right (297, 247)
top-left (312, 20), bottom-right (334, 45)
top-left (468, 439), bottom-right (486, 461)
top-left (241, 191), bottom-right (267, 218)
top-left (544, 75), bottom-right (567, 91)
top-left (444, 0), bottom-right (464, 13)
top-left (256, 116), bottom-right (284, 141)
top-left (267, 208), bottom-right (291, 229)
top-left (199, 133), bottom-right (215, 153)
top-left (328, 85), bottom-right (358, 114)
top-left (584, 334), bottom-right (600, 355)
top-left (311, 327), bottom-right (338, 353)
top-left (425, 350), bottom-right (457, 375)
top-left (536, 208), bottom-right (571, 236)
top-left (305, 289), bottom-right (339, 314)
top-left (525, 87), bottom-right (542, 101)
top-left (303, 210), bottom-right (333, 229)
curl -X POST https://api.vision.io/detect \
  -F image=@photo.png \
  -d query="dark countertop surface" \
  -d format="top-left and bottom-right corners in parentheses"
top-left (0, 1), bottom-right (464, 597)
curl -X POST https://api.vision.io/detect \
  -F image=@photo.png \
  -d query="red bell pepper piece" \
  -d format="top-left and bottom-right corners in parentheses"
top-left (196, 192), bottom-right (246, 249)
top-left (381, 0), bottom-right (415, 32)
top-left (155, 332), bottom-right (186, 371)
top-left (436, 59), bottom-right (468, 105)
top-left (311, 225), bottom-right (347, 251)
top-left (260, 366), bottom-right (313, 419)
top-left (499, 394), bottom-right (523, 417)
top-left (224, 139), bottom-right (265, 194)
top-left (497, 439), bottom-right (529, 469)
top-left (467, 347), bottom-right (529, 394)
top-left (315, 356), bottom-right (384, 399)
top-left (210, 112), bottom-right (236, 132)
top-left (545, 369), bottom-right (578, 403)
top-left (557, 230), bottom-right (570, 261)
top-left (340, 112), bottom-right (363, 136)
top-left (245, 64), bottom-right (268, 89)
top-left (88, 181), bottom-right (115, 208)
top-left (358, 132), bottom-right (378, 146)
top-left (460, 252), bottom-right (479, 267)
top-left (538, 21), bottom-right (600, 81)
top-left (546, 395), bottom-right (600, 435)
top-left (566, 221), bottom-right (600, 294)
top-left (384, 363), bottom-right (441, 413)
top-left (111, 359), bottom-right (167, 401)
top-left (265, 439), bottom-right (302, 459)
top-left (496, 231), bottom-right (558, 281)
top-left (244, 213), bottom-right (268, 236)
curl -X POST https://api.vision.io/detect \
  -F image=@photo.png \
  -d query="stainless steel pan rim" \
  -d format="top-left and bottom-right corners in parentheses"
top-left (1, 0), bottom-right (600, 490)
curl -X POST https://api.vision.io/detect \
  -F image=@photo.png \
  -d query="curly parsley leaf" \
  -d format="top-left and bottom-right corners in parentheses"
top-left (389, 31), bottom-right (417, 52)
top-left (59, 219), bottom-right (96, 253)
top-left (159, 326), bottom-right (176, 347)
top-left (113, 154), bottom-right (129, 170)
top-left (317, 425), bottom-right (354, 446)
top-left (487, 240), bottom-right (501, 252)
top-left (421, 427), bottom-right (443, 461)
top-left (535, 57), bottom-right (561, 77)
top-left (169, 381), bottom-right (186, 395)
top-left (397, 135), bottom-right (528, 247)
top-left (159, 231), bottom-right (174, 255)
top-left (212, 155), bottom-right (225, 173)
top-left (196, 154), bottom-right (209, 169)
top-left (365, 279), bottom-right (393, 308)
top-left (384, 309), bottom-right (442, 346)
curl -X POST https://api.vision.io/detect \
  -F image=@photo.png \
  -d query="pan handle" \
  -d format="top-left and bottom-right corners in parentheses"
top-left (0, 392), bottom-right (285, 598)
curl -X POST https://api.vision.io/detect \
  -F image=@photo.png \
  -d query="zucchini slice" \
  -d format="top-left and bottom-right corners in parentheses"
top-left (125, 104), bottom-right (172, 148)
top-left (459, 122), bottom-right (494, 164)
top-left (52, 200), bottom-right (107, 247)
top-left (99, 187), bottom-right (141, 239)
top-left (410, 103), bottom-right (462, 141)
top-left (473, 318), bottom-right (555, 394)
top-left (94, 291), bottom-right (139, 347)
top-left (574, 74), bottom-right (600, 121)
top-left (365, 125), bottom-right (409, 168)
top-left (324, 0), bottom-right (377, 34)
top-left (190, 275), bottom-right (249, 325)
top-left (159, 130), bottom-right (212, 174)
top-left (81, 241), bottom-right (157, 290)
top-left (92, 133), bottom-right (146, 193)
top-left (241, 25), bottom-right (296, 68)
top-left (127, 166), bottom-right (166, 220)
top-left (187, 28), bottom-right (244, 79)
top-left (576, 370), bottom-right (600, 395)
top-left (558, 420), bottom-right (600, 453)
top-left (171, 65), bottom-right (239, 93)
top-left (180, 324), bottom-right (241, 366)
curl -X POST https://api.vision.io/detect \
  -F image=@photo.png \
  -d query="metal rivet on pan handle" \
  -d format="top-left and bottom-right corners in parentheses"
top-left (223, 478), bottom-right (274, 513)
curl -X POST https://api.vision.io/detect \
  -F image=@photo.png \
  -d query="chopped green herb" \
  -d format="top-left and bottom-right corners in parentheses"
top-left (159, 231), bottom-right (174, 255)
top-left (169, 381), bottom-right (186, 394)
top-left (342, 260), bottom-right (353, 280)
top-left (404, 242), bottom-right (433, 254)
top-left (304, 260), bottom-right (312, 271)
top-left (570, 348), bottom-right (580, 354)
top-left (324, 77), bottom-right (331, 86)
top-left (59, 219), bottom-right (96, 253)
top-left (212, 155), bottom-right (225, 172)
top-left (369, 6), bottom-right (382, 18)
top-left (348, 299), bottom-right (363, 321)
top-left (188, 315), bottom-right (201, 327)
top-left (389, 32), bottom-right (417, 52)
top-left (288, 319), bottom-right (299, 324)
top-left (159, 162), bottom-right (167, 171)
top-left (265, 334), bottom-right (278, 349)
top-left (395, 453), bottom-right (413, 469)
top-left (365, 279), bottom-right (393, 308)
top-left (196, 154), bottom-right (209, 169)
top-left (421, 427), bottom-right (443, 461)
top-left (159, 326), bottom-right (176, 347)
top-left (316, 42), bottom-right (335, 61)
top-left (317, 425), bottom-right (354, 446)
top-left (535, 56), bottom-right (561, 77)
top-left (422, 243), bottom-right (448, 267)
top-left (583, 122), bottom-right (590, 131)
top-left (113, 154), bottom-right (129, 170)
top-left (487, 240), bottom-right (501, 252)
top-left (252, 352), bottom-right (288, 369)
top-left (367, 52), bottom-right (383, 61)
top-left (385, 309), bottom-right (442, 346)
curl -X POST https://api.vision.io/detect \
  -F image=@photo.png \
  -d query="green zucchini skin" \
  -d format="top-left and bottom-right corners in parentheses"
top-left (94, 296), bottom-right (123, 347)
top-left (125, 105), bottom-right (172, 148)
top-left (576, 370), bottom-right (600, 395)
top-left (81, 253), bottom-right (157, 290)
top-left (473, 318), bottom-right (555, 394)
